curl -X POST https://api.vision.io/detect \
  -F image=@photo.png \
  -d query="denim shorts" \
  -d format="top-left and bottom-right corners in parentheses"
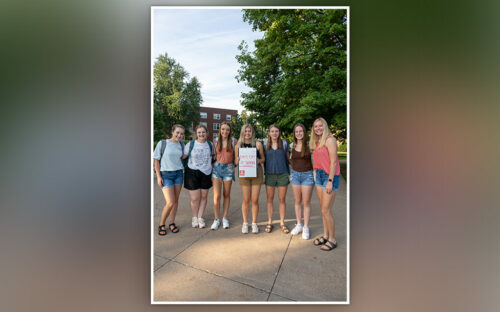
top-left (160, 170), bottom-right (183, 189)
top-left (212, 161), bottom-right (235, 181)
top-left (290, 169), bottom-right (315, 186)
top-left (315, 169), bottom-right (340, 191)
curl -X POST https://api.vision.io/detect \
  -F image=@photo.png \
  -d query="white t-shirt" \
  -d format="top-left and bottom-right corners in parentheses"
top-left (184, 140), bottom-right (213, 175)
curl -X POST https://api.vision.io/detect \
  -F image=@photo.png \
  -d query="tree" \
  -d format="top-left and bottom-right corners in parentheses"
top-left (236, 9), bottom-right (347, 141)
top-left (154, 53), bottom-right (202, 142)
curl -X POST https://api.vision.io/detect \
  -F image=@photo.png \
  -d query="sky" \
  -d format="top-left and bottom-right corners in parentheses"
top-left (153, 8), bottom-right (264, 113)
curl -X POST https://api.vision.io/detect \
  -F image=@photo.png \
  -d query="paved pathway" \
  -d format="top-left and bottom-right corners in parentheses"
top-left (153, 173), bottom-right (347, 302)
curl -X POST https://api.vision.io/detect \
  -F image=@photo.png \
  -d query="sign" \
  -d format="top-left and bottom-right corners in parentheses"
top-left (238, 147), bottom-right (257, 178)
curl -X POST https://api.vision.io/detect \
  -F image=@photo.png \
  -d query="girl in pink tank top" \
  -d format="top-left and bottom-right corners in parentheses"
top-left (309, 117), bottom-right (340, 252)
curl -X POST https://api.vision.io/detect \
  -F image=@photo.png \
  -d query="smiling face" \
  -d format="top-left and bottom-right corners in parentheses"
top-left (294, 126), bottom-right (304, 141)
top-left (196, 127), bottom-right (207, 142)
top-left (269, 126), bottom-right (280, 141)
top-left (220, 124), bottom-right (231, 139)
top-left (171, 127), bottom-right (184, 142)
top-left (244, 126), bottom-right (253, 140)
top-left (313, 120), bottom-right (324, 137)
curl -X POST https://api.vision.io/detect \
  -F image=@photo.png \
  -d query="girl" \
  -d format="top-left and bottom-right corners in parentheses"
top-left (153, 124), bottom-right (185, 235)
top-left (264, 124), bottom-right (290, 234)
top-left (183, 125), bottom-right (215, 229)
top-left (289, 124), bottom-right (314, 239)
top-left (210, 122), bottom-right (237, 230)
top-left (234, 124), bottom-right (265, 234)
top-left (310, 118), bottom-right (341, 251)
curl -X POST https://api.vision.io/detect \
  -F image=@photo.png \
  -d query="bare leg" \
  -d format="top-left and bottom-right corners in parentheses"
top-left (251, 184), bottom-right (262, 223)
top-left (222, 180), bottom-right (232, 218)
top-left (301, 185), bottom-right (313, 227)
top-left (189, 189), bottom-right (201, 217)
top-left (212, 178), bottom-right (222, 219)
top-left (160, 187), bottom-right (175, 226)
top-left (198, 189), bottom-right (210, 218)
top-left (321, 190), bottom-right (337, 241)
top-left (241, 185), bottom-right (251, 224)
top-left (292, 184), bottom-right (303, 224)
top-left (316, 186), bottom-right (328, 239)
top-left (278, 186), bottom-right (288, 225)
top-left (266, 185), bottom-right (275, 224)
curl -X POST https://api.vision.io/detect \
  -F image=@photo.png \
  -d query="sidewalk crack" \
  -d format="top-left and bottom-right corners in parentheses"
top-left (267, 235), bottom-right (293, 301)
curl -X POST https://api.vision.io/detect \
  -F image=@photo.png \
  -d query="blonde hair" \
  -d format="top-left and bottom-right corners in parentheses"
top-left (236, 124), bottom-right (256, 148)
top-left (216, 121), bottom-right (233, 153)
top-left (309, 118), bottom-right (332, 150)
top-left (266, 124), bottom-right (283, 150)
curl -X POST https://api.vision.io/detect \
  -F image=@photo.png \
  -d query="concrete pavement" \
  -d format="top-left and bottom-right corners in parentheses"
top-left (153, 172), bottom-right (347, 302)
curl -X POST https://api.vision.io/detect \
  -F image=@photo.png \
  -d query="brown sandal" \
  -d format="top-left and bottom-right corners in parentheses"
top-left (265, 223), bottom-right (274, 233)
top-left (280, 224), bottom-right (290, 234)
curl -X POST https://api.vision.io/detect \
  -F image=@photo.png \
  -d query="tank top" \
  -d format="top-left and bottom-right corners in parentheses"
top-left (291, 146), bottom-right (313, 172)
top-left (312, 139), bottom-right (341, 176)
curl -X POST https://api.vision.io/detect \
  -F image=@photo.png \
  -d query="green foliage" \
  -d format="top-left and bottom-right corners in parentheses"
top-left (236, 9), bottom-right (347, 140)
top-left (230, 110), bottom-right (266, 140)
top-left (154, 53), bottom-right (202, 142)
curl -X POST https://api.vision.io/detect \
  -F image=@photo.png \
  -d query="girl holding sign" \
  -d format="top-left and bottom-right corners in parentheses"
top-left (183, 125), bottom-right (215, 229)
top-left (210, 122), bottom-right (237, 230)
top-left (234, 124), bottom-right (265, 234)
top-left (310, 118), bottom-right (341, 251)
top-left (263, 124), bottom-right (290, 234)
top-left (153, 124), bottom-right (185, 236)
top-left (289, 123), bottom-right (314, 239)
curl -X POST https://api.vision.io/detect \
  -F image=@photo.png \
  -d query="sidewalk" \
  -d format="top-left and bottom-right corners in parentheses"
top-left (153, 173), bottom-right (347, 302)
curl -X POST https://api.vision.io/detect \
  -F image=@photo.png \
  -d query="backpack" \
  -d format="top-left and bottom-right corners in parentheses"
top-left (160, 139), bottom-right (185, 162)
top-left (182, 140), bottom-right (215, 169)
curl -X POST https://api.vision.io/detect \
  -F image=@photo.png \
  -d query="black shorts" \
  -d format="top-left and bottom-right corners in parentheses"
top-left (184, 166), bottom-right (213, 190)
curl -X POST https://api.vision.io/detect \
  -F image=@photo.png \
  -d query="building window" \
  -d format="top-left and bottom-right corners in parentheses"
top-left (213, 113), bottom-right (220, 120)
top-left (199, 122), bottom-right (207, 128)
top-left (200, 112), bottom-right (207, 119)
top-left (226, 114), bottom-right (232, 121)
top-left (213, 123), bottom-right (220, 131)
top-left (213, 133), bottom-right (218, 140)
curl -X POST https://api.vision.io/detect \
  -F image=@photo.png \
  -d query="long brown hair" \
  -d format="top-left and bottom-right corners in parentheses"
top-left (266, 124), bottom-right (283, 150)
top-left (216, 121), bottom-right (233, 153)
top-left (293, 123), bottom-right (309, 158)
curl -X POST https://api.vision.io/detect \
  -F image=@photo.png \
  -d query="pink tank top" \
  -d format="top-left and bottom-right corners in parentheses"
top-left (312, 140), bottom-right (341, 176)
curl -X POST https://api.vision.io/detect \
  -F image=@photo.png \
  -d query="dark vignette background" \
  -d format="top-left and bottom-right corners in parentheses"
top-left (1, 0), bottom-right (499, 311)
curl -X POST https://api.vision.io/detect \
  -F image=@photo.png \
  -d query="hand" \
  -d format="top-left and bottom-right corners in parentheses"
top-left (157, 176), bottom-right (163, 188)
top-left (326, 181), bottom-right (333, 194)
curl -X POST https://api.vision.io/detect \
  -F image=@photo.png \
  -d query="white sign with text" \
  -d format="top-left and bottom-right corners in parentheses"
top-left (238, 148), bottom-right (257, 178)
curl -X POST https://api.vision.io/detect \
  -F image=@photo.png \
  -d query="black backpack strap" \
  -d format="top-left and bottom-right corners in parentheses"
top-left (160, 139), bottom-right (167, 160)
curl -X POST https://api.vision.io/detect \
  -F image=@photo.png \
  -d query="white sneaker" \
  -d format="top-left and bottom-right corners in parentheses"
top-left (222, 217), bottom-right (229, 229)
top-left (198, 217), bottom-right (206, 229)
top-left (252, 223), bottom-right (259, 234)
top-left (302, 225), bottom-right (310, 240)
top-left (211, 219), bottom-right (220, 230)
top-left (242, 222), bottom-right (249, 234)
top-left (192, 217), bottom-right (198, 228)
top-left (291, 223), bottom-right (303, 235)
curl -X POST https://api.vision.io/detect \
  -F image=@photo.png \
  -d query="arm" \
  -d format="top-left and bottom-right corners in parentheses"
top-left (325, 136), bottom-right (338, 193)
top-left (153, 143), bottom-right (163, 187)
top-left (234, 144), bottom-right (239, 166)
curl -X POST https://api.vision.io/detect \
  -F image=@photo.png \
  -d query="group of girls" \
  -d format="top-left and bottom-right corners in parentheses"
top-left (153, 117), bottom-right (341, 251)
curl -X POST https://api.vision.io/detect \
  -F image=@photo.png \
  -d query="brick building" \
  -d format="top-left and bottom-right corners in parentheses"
top-left (194, 107), bottom-right (238, 140)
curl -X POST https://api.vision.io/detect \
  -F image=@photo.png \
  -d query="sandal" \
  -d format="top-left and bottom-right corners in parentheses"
top-left (169, 223), bottom-right (179, 233)
top-left (320, 240), bottom-right (337, 251)
top-left (313, 236), bottom-right (328, 246)
top-left (280, 224), bottom-right (290, 234)
top-left (158, 225), bottom-right (167, 236)
top-left (265, 223), bottom-right (274, 233)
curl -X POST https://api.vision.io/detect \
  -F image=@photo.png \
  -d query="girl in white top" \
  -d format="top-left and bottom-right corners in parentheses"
top-left (183, 125), bottom-right (215, 229)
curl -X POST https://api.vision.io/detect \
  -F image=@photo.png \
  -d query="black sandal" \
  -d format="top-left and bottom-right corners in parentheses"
top-left (158, 225), bottom-right (167, 236)
top-left (320, 240), bottom-right (337, 251)
top-left (169, 223), bottom-right (179, 233)
top-left (313, 236), bottom-right (328, 246)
